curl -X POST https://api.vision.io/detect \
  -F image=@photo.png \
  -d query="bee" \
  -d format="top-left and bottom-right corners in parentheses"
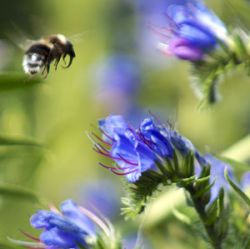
top-left (22, 34), bottom-right (76, 76)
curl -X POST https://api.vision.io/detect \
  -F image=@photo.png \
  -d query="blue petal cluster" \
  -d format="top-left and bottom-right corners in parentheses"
top-left (149, 0), bottom-right (227, 61)
top-left (96, 115), bottom-right (196, 182)
top-left (30, 199), bottom-right (96, 249)
top-left (95, 115), bottom-right (235, 205)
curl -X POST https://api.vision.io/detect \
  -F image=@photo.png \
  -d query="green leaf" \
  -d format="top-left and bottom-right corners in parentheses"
top-left (0, 183), bottom-right (41, 203)
top-left (0, 72), bottom-right (42, 92)
top-left (0, 134), bottom-right (42, 147)
top-left (225, 169), bottom-right (250, 207)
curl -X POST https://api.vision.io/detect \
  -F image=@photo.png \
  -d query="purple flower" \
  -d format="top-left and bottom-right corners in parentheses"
top-left (147, 0), bottom-right (228, 61)
top-left (196, 154), bottom-right (233, 203)
top-left (93, 115), bottom-right (197, 182)
top-left (30, 200), bottom-right (96, 249)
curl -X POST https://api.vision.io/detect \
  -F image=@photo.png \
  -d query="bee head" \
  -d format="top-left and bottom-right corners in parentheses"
top-left (65, 41), bottom-right (76, 58)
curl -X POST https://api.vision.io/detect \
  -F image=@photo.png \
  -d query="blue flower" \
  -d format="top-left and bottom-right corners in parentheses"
top-left (170, 131), bottom-right (195, 156)
top-left (93, 115), bottom-right (198, 182)
top-left (96, 54), bottom-right (141, 97)
top-left (94, 54), bottom-right (143, 123)
top-left (241, 171), bottom-right (250, 192)
top-left (30, 200), bottom-right (96, 249)
top-left (196, 154), bottom-right (233, 203)
top-left (149, 0), bottom-right (228, 61)
top-left (139, 118), bottom-right (174, 158)
top-left (79, 180), bottom-right (121, 219)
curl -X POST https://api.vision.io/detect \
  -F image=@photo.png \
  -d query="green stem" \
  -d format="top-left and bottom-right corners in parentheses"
top-left (187, 186), bottom-right (223, 249)
top-left (143, 134), bottom-right (250, 228)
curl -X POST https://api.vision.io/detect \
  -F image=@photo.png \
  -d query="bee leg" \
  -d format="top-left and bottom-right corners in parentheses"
top-left (42, 63), bottom-right (50, 78)
top-left (54, 56), bottom-right (61, 70)
top-left (66, 55), bottom-right (73, 68)
top-left (61, 54), bottom-right (73, 68)
top-left (62, 54), bottom-right (67, 65)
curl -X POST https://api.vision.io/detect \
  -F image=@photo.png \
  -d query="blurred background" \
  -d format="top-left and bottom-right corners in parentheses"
top-left (0, 0), bottom-right (250, 248)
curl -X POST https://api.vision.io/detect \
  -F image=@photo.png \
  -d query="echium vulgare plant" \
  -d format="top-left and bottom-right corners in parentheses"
top-left (91, 115), bottom-right (236, 249)
top-left (147, 0), bottom-right (250, 104)
top-left (11, 199), bottom-right (122, 249)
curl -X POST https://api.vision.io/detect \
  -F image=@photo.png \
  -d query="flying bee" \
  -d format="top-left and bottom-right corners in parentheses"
top-left (22, 34), bottom-right (76, 76)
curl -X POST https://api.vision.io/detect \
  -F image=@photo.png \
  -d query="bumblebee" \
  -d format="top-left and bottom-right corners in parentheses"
top-left (22, 34), bottom-right (75, 76)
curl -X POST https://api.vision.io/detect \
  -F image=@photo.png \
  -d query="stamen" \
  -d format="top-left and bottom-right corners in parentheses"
top-left (20, 230), bottom-right (40, 242)
top-left (99, 128), bottom-right (115, 142)
top-left (111, 168), bottom-right (138, 176)
top-left (94, 146), bottom-right (121, 161)
top-left (117, 153), bottom-right (138, 166)
top-left (94, 143), bottom-right (111, 154)
top-left (99, 163), bottom-right (136, 172)
top-left (91, 132), bottom-right (112, 146)
top-left (147, 23), bottom-right (172, 39)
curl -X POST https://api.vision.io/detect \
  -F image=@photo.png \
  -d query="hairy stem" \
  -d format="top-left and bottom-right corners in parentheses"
top-left (187, 186), bottom-right (223, 249)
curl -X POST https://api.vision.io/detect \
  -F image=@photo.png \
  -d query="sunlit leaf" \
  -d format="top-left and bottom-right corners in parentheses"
top-left (0, 134), bottom-right (42, 147)
top-left (0, 183), bottom-right (41, 203)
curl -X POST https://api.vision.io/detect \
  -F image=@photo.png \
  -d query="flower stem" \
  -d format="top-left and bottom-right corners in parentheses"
top-left (187, 186), bottom-right (223, 249)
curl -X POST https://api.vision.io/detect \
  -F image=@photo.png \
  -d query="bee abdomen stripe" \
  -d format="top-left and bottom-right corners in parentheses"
top-left (27, 63), bottom-right (43, 68)
top-left (25, 44), bottom-right (51, 56)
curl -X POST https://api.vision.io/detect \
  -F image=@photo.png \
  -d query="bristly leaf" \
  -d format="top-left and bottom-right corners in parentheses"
top-left (225, 169), bottom-right (250, 207)
top-left (191, 29), bottom-right (250, 106)
top-left (121, 170), bottom-right (166, 219)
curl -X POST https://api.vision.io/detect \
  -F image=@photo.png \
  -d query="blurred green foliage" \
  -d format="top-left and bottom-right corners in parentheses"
top-left (0, 0), bottom-right (250, 248)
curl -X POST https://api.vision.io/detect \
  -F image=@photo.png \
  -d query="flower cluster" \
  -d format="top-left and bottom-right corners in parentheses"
top-left (92, 115), bottom-right (236, 247)
top-left (94, 115), bottom-right (195, 182)
top-left (92, 115), bottom-right (232, 203)
top-left (149, 0), bottom-right (228, 61)
top-left (16, 199), bottom-right (119, 249)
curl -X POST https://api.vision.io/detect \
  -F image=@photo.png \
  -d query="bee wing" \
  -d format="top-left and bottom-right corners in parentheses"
top-left (68, 30), bottom-right (94, 44)
top-left (17, 39), bottom-right (36, 51)
top-left (5, 24), bottom-right (36, 51)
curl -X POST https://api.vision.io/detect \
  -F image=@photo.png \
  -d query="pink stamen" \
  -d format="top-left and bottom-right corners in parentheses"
top-left (91, 132), bottom-right (112, 146)
top-left (94, 146), bottom-right (122, 161)
top-left (94, 142), bottom-right (111, 154)
top-left (99, 162), bottom-right (119, 170)
top-left (148, 23), bottom-right (172, 39)
top-left (99, 163), bottom-right (137, 172)
top-left (111, 168), bottom-right (139, 176)
top-left (117, 153), bottom-right (138, 166)
top-left (137, 130), bottom-right (156, 149)
top-left (20, 230), bottom-right (40, 242)
top-left (99, 128), bottom-right (115, 142)
top-left (95, 146), bottom-right (139, 167)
